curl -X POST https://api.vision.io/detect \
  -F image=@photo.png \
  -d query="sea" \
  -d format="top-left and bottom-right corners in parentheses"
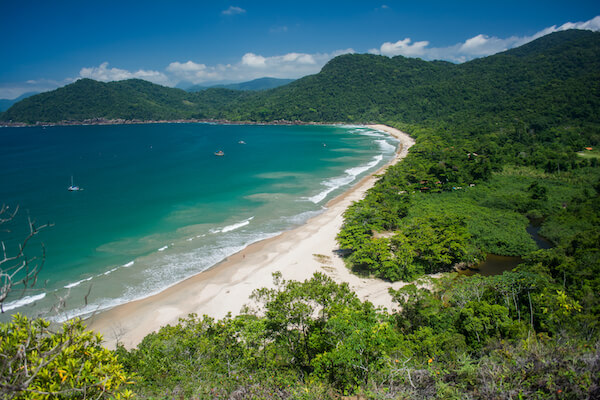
top-left (0, 123), bottom-right (398, 321)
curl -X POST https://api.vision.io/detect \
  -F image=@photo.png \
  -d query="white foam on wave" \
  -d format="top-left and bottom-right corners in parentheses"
top-left (3, 293), bottom-right (46, 311)
top-left (306, 154), bottom-right (384, 204)
top-left (64, 276), bottom-right (93, 289)
top-left (50, 295), bottom-right (137, 323)
top-left (56, 230), bottom-right (281, 322)
top-left (376, 139), bottom-right (397, 153)
top-left (357, 130), bottom-right (385, 138)
top-left (283, 209), bottom-right (325, 226)
top-left (158, 245), bottom-right (168, 252)
top-left (338, 124), bottom-right (365, 129)
top-left (211, 216), bottom-right (254, 234)
top-left (102, 261), bottom-right (132, 276)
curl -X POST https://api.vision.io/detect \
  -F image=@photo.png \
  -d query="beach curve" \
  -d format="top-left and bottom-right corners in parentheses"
top-left (87, 124), bottom-right (415, 349)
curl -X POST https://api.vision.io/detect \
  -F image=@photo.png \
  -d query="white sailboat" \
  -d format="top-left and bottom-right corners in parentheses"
top-left (68, 176), bottom-right (81, 191)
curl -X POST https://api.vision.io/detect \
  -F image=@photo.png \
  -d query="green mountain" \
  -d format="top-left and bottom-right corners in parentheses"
top-left (187, 77), bottom-right (295, 92)
top-left (0, 78), bottom-right (245, 123)
top-left (2, 30), bottom-right (598, 128)
top-left (225, 29), bottom-right (599, 129)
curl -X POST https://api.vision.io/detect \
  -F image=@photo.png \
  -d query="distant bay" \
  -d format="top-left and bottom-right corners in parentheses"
top-left (0, 123), bottom-right (398, 320)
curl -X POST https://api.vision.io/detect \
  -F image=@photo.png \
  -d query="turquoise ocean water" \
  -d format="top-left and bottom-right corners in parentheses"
top-left (0, 123), bottom-right (397, 320)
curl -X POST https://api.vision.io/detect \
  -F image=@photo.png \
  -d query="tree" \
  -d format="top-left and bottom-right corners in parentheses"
top-left (250, 273), bottom-right (361, 375)
top-left (1, 314), bottom-right (134, 399)
top-left (311, 304), bottom-right (398, 393)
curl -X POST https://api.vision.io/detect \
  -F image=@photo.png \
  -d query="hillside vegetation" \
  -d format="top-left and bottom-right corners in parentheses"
top-left (2, 30), bottom-right (599, 399)
top-left (0, 79), bottom-right (246, 123)
top-left (3, 30), bottom-right (599, 131)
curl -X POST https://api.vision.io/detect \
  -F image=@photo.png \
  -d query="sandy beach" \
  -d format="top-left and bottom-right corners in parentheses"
top-left (87, 124), bottom-right (416, 349)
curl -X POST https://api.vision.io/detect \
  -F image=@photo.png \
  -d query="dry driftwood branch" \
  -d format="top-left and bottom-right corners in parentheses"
top-left (0, 204), bottom-right (53, 312)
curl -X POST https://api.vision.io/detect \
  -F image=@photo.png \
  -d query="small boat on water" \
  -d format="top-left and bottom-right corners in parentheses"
top-left (68, 176), bottom-right (82, 191)
top-left (238, 140), bottom-right (246, 144)
top-left (214, 150), bottom-right (225, 156)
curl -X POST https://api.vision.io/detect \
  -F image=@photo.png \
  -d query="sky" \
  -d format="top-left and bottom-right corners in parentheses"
top-left (1, 0), bottom-right (599, 99)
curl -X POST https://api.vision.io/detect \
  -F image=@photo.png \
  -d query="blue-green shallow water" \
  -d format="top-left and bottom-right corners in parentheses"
top-left (0, 123), bottom-right (397, 320)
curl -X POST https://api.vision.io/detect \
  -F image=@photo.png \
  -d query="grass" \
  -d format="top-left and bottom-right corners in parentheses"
top-left (576, 149), bottom-right (600, 159)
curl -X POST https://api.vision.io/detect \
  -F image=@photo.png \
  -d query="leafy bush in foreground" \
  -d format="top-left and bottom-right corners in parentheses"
top-left (0, 314), bottom-right (134, 399)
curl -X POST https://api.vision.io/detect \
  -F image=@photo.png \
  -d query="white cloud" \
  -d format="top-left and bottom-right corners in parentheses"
top-left (222, 6), bottom-right (245, 15)
top-left (554, 15), bottom-right (600, 33)
top-left (79, 62), bottom-right (171, 85)
top-left (371, 15), bottom-right (600, 62)
top-left (241, 53), bottom-right (267, 68)
top-left (167, 61), bottom-right (206, 72)
top-left (166, 60), bottom-right (222, 82)
top-left (281, 52), bottom-right (316, 64)
top-left (458, 34), bottom-right (510, 56)
top-left (370, 38), bottom-right (430, 57)
top-left (166, 48), bottom-right (355, 85)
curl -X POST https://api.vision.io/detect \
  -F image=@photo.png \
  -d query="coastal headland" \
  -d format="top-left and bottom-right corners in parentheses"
top-left (87, 124), bottom-right (416, 349)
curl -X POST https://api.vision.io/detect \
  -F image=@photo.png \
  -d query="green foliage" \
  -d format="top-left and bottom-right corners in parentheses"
top-left (0, 314), bottom-right (134, 399)
top-left (457, 301), bottom-right (513, 346)
top-left (251, 273), bottom-right (365, 375)
top-left (119, 256), bottom-right (599, 399)
top-left (1, 79), bottom-right (246, 123)
top-left (338, 157), bottom-right (600, 281)
top-left (311, 306), bottom-right (398, 393)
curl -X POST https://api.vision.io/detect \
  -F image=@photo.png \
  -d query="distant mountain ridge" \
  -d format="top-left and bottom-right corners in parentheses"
top-left (1, 30), bottom-right (598, 130)
top-left (187, 77), bottom-right (295, 92)
top-left (0, 92), bottom-right (38, 112)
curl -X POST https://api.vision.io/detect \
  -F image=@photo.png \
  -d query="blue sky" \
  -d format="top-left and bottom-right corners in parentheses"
top-left (1, 0), bottom-right (598, 98)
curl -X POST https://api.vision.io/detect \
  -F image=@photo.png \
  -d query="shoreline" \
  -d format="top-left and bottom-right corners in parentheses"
top-left (87, 124), bottom-right (416, 349)
top-left (1, 118), bottom-right (345, 128)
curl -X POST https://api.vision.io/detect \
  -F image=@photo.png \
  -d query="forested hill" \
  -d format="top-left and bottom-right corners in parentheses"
top-left (0, 78), bottom-right (245, 123)
top-left (1, 29), bottom-right (598, 126)
top-left (228, 29), bottom-right (599, 128)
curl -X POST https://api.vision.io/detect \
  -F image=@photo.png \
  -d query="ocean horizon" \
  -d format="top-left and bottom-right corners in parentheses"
top-left (0, 123), bottom-right (398, 320)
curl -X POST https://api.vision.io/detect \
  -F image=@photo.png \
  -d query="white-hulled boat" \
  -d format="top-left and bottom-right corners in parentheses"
top-left (68, 176), bottom-right (81, 191)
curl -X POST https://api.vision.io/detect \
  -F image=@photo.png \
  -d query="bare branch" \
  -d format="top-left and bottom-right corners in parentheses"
top-left (0, 204), bottom-right (53, 312)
